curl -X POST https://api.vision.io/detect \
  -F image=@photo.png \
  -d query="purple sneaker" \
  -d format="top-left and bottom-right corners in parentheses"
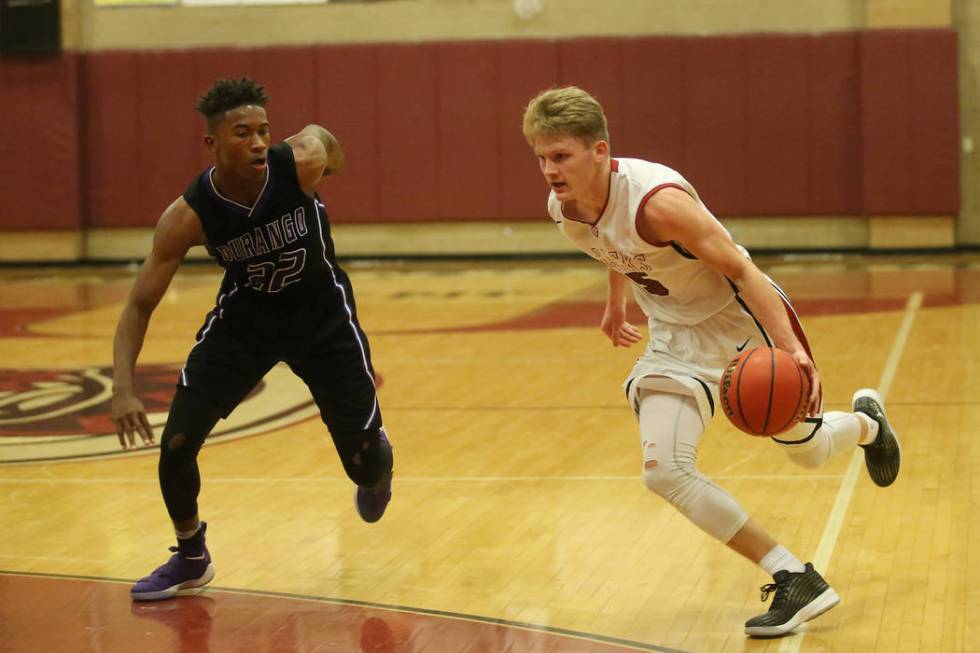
top-left (355, 473), bottom-right (392, 523)
top-left (355, 430), bottom-right (393, 523)
top-left (131, 522), bottom-right (215, 602)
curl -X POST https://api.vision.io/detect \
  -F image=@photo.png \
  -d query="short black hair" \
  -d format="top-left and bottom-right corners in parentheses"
top-left (196, 78), bottom-right (269, 131)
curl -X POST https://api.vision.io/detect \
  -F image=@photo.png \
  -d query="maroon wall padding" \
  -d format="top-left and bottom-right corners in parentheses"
top-left (908, 30), bottom-right (959, 213)
top-left (558, 38), bottom-right (624, 147)
top-left (861, 32), bottom-right (914, 215)
top-left (256, 47), bottom-right (317, 139)
top-left (496, 40), bottom-right (559, 220)
top-left (745, 36), bottom-right (810, 214)
top-left (807, 33), bottom-right (862, 214)
top-left (134, 51), bottom-right (200, 227)
top-left (861, 30), bottom-right (959, 215)
top-left (192, 48), bottom-right (257, 112)
top-left (618, 37), bottom-right (686, 172)
top-left (81, 52), bottom-right (141, 229)
top-left (437, 41), bottom-right (500, 220)
top-left (0, 55), bottom-right (80, 230)
top-left (314, 45), bottom-right (380, 221)
top-left (0, 29), bottom-right (960, 231)
top-left (375, 44), bottom-right (439, 222)
top-left (684, 36), bottom-right (749, 215)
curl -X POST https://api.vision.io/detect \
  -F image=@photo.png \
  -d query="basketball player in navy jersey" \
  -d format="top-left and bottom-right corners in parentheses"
top-left (111, 78), bottom-right (393, 601)
top-left (523, 87), bottom-right (902, 636)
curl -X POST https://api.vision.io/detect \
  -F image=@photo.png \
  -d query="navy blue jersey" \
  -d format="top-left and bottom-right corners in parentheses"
top-left (182, 142), bottom-right (343, 304)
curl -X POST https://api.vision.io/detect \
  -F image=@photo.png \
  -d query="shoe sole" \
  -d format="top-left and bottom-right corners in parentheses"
top-left (354, 472), bottom-right (393, 523)
top-left (354, 486), bottom-right (390, 523)
top-left (131, 563), bottom-right (216, 602)
top-left (744, 587), bottom-right (840, 637)
top-left (854, 389), bottom-right (901, 487)
top-left (866, 426), bottom-right (901, 487)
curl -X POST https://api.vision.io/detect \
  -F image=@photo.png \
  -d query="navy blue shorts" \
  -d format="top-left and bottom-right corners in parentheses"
top-left (177, 284), bottom-right (381, 436)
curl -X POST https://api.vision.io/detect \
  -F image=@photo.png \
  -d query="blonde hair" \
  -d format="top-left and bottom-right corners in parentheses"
top-left (522, 86), bottom-right (609, 146)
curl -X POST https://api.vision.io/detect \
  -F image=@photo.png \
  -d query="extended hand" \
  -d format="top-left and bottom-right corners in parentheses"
top-left (112, 393), bottom-right (155, 450)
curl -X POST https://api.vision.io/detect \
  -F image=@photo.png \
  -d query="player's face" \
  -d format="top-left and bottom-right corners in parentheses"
top-left (531, 134), bottom-right (607, 202)
top-left (208, 104), bottom-right (271, 179)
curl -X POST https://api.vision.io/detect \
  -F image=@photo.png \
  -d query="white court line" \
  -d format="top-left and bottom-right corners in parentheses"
top-left (780, 291), bottom-right (921, 652)
top-left (0, 474), bottom-right (843, 485)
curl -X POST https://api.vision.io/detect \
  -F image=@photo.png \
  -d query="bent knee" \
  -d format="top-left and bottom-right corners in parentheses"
top-left (159, 431), bottom-right (197, 466)
top-left (642, 459), bottom-right (692, 499)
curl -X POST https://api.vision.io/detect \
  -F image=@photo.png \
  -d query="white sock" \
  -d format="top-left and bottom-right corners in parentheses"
top-left (857, 412), bottom-right (880, 445)
top-left (759, 544), bottom-right (806, 576)
top-left (176, 524), bottom-right (201, 540)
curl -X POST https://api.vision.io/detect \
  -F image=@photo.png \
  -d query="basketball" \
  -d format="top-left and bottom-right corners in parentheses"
top-left (721, 347), bottom-right (811, 437)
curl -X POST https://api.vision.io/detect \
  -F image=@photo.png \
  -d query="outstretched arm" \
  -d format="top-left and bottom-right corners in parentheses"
top-left (287, 124), bottom-right (346, 195)
top-left (112, 198), bottom-right (206, 449)
top-left (639, 188), bottom-right (821, 415)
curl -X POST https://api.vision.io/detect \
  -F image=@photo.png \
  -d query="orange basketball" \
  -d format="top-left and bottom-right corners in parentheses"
top-left (721, 346), bottom-right (811, 437)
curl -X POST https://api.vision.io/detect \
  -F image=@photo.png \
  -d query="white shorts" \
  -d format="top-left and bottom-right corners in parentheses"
top-left (623, 294), bottom-right (823, 443)
top-left (624, 298), bottom-right (761, 424)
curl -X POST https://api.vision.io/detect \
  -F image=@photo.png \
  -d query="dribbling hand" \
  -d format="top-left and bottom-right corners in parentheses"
top-left (791, 351), bottom-right (822, 417)
top-left (112, 393), bottom-right (155, 450)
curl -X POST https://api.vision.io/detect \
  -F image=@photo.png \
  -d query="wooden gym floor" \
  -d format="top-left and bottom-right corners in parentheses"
top-left (0, 253), bottom-right (977, 652)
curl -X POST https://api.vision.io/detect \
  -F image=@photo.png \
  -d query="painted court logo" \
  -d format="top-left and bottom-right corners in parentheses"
top-left (0, 364), bottom-right (319, 464)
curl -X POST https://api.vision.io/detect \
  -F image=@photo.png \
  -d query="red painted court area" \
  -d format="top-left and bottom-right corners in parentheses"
top-left (0, 573), bottom-right (674, 653)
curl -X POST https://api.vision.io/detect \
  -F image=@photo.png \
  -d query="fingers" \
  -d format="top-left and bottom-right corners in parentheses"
top-left (124, 416), bottom-right (138, 450)
top-left (138, 412), bottom-right (156, 445)
top-left (116, 421), bottom-right (127, 450)
top-left (612, 324), bottom-right (643, 347)
top-left (797, 359), bottom-right (821, 416)
top-left (602, 319), bottom-right (643, 347)
top-left (116, 418), bottom-right (135, 450)
top-left (808, 377), bottom-right (822, 416)
top-left (114, 413), bottom-right (155, 450)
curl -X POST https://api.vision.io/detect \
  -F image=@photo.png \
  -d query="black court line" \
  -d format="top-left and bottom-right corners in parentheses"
top-left (0, 570), bottom-right (693, 653)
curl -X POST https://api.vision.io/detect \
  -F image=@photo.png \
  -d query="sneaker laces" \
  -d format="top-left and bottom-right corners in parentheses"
top-left (759, 580), bottom-right (788, 611)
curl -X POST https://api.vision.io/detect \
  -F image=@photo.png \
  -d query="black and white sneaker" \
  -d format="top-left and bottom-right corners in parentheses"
top-left (744, 563), bottom-right (840, 637)
top-left (854, 388), bottom-right (901, 487)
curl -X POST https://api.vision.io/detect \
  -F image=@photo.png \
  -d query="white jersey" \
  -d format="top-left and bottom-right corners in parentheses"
top-left (547, 158), bottom-right (749, 325)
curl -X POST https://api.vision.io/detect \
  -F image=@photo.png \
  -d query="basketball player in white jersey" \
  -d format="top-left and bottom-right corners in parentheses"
top-left (522, 86), bottom-right (901, 637)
